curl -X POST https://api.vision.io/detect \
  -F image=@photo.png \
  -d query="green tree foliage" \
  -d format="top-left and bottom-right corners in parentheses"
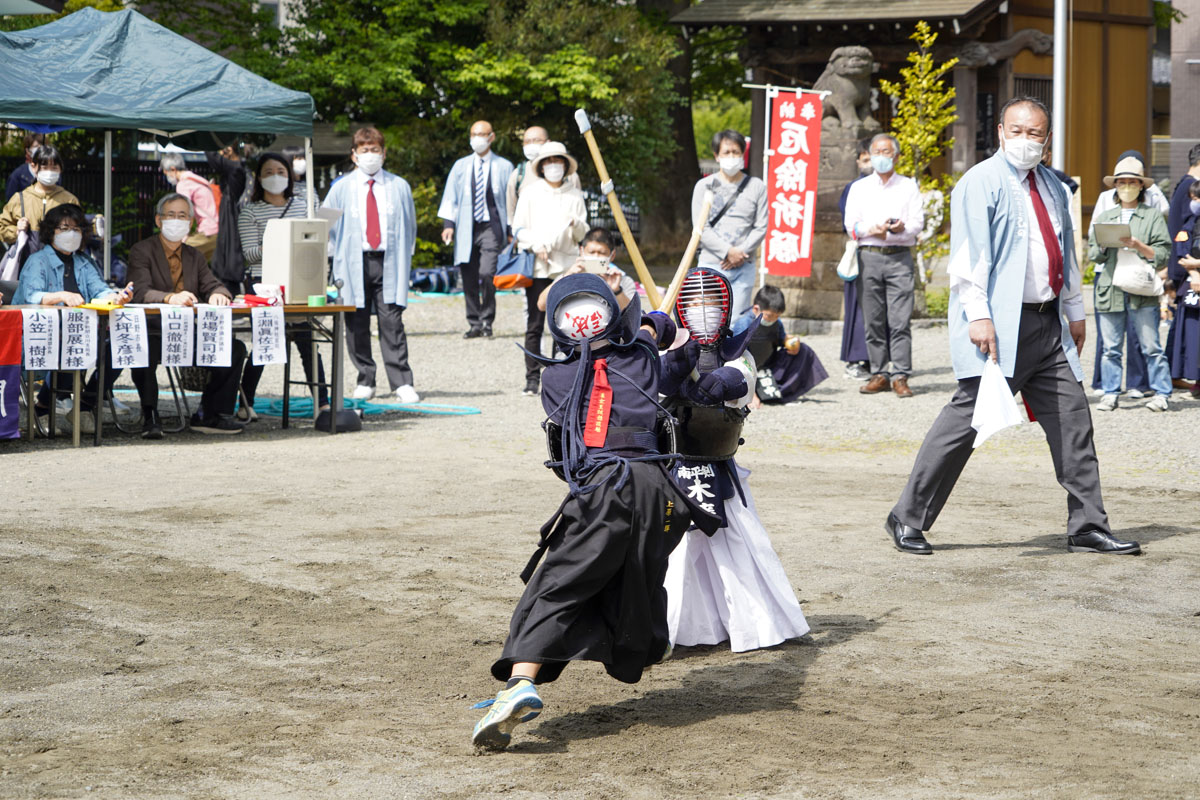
top-left (879, 20), bottom-right (959, 265)
top-left (692, 97), bottom-right (751, 162)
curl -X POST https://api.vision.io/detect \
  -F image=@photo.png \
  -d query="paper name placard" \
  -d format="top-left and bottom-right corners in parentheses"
top-left (22, 308), bottom-right (59, 370)
top-left (110, 308), bottom-right (149, 369)
top-left (196, 305), bottom-right (233, 368)
top-left (60, 308), bottom-right (99, 370)
top-left (161, 305), bottom-right (196, 367)
top-left (251, 305), bottom-right (287, 366)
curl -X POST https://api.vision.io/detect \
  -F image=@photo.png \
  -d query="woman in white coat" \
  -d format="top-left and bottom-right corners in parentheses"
top-left (511, 142), bottom-right (588, 395)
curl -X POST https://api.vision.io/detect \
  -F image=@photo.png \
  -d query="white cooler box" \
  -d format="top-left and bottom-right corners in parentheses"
top-left (261, 218), bottom-right (329, 303)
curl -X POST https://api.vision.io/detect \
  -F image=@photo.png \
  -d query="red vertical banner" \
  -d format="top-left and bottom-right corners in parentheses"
top-left (0, 310), bottom-right (22, 440)
top-left (763, 89), bottom-right (823, 277)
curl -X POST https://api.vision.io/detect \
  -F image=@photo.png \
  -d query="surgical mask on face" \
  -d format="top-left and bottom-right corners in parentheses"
top-left (1116, 184), bottom-right (1142, 204)
top-left (292, 158), bottom-right (307, 177)
top-left (37, 169), bottom-right (60, 187)
top-left (718, 156), bottom-right (742, 176)
top-left (542, 163), bottom-right (566, 184)
top-left (1001, 132), bottom-right (1045, 171)
top-left (261, 174), bottom-right (290, 195)
top-left (523, 143), bottom-right (542, 162)
top-left (1190, 199), bottom-right (1200, 216)
top-left (160, 218), bottom-right (191, 242)
top-left (870, 154), bottom-right (893, 175)
top-left (681, 304), bottom-right (727, 340)
top-left (470, 136), bottom-right (490, 155)
top-left (53, 230), bottom-right (82, 253)
top-left (356, 152), bottom-right (383, 175)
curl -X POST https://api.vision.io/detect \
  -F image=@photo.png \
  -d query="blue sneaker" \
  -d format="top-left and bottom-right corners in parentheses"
top-left (471, 679), bottom-right (543, 750)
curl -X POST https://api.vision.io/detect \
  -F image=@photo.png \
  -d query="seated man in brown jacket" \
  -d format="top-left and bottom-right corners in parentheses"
top-left (127, 193), bottom-right (247, 438)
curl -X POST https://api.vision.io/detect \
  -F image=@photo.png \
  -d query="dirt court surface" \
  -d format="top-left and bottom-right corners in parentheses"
top-left (3, 292), bottom-right (1199, 799)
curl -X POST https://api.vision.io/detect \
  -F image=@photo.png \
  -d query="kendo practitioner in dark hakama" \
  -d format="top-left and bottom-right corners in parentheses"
top-left (472, 272), bottom-right (708, 751)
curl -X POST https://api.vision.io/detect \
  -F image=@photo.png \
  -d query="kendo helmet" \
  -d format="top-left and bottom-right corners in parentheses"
top-left (675, 267), bottom-right (732, 346)
top-left (545, 273), bottom-right (623, 349)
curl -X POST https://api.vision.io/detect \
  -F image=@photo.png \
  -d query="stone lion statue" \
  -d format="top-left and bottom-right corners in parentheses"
top-left (813, 46), bottom-right (880, 132)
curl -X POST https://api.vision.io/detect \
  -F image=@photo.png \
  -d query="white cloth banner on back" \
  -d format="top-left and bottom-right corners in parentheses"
top-left (251, 305), bottom-right (287, 366)
top-left (110, 308), bottom-right (149, 369)
top-left (60, 308), bottom-right (99, 370)
top-left (21, 308), bottom-right (59, 370)
top-left (160, 305), bottom-right (195, 367)
top-left (971, 358), bottom-right (1022, 448)
top-left (195, 305), bottom-right (233, 368)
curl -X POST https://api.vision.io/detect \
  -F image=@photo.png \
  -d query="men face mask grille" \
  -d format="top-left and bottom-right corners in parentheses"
top-left (676, 271), bottom-right (731, 345)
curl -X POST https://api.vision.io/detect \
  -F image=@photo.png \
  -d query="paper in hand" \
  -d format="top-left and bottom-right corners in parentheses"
top-left (971, 359), bottom-right (1022, 448)
top-left (1093, 222), bottom-right (1132, 249)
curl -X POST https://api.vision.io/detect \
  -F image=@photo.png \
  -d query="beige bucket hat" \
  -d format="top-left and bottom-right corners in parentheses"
top-left (1102, 156), bottom-right (1155, 188)
top-left (531, 141), bottom-right (578, 177)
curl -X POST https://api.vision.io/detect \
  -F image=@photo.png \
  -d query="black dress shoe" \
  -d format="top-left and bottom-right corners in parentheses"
top-left (885, 512), bottom-right (933, 555)
top-left (482, 326), bottom-right (494, 338)
top-left (1067, 530), bottom-right (1141, 555)
top-left (141, 408), bottom-right (163, 440)
top-left (463, 328), bottom-right (483, 339)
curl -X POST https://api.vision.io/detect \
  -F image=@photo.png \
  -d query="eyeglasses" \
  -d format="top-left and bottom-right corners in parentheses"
top-left (160, 212), bottom-right (191, 220)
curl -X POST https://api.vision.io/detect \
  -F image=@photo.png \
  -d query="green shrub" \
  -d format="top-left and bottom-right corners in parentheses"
top-left (925, 287), bottom-right (950, 318)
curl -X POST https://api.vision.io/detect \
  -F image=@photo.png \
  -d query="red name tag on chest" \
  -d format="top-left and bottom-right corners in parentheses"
top-left (583, 358), bottom-right (612, 447)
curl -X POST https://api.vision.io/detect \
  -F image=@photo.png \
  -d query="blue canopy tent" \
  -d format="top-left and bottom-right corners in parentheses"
top-left (0, 7), bottom-right (316, 277)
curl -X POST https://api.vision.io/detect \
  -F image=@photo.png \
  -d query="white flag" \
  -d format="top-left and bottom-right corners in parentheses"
top-left (160, 305), bottom-right (195, 367)
top-left (110, 308), bottom-right (149, 369)
top-left (251, 306), bottom-right (287, 366)
top-left (195, 305), bottom-right (233, 368)
top-left (22, 308), bottom-right (59, 371)
top-left (60, 308), bottom-right (98, 370)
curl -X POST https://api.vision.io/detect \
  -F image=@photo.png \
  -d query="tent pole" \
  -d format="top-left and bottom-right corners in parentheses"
top-left (305, 136), bottom-right (315, 218)
top-left (104, 130), bottom-right (112, 280)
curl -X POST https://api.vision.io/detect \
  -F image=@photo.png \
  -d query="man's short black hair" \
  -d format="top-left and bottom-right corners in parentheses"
top-left (39, 203), bottom-right (87, 244)
top-left (856, 137), bottom-right (873, 157)
top-left (581, 227), bottom-right (616, 252)
top-left (1188, 143), bottom-right (1200, 168)
top-left (1187, 180), bottom-right (1200, 199)
top-left (710, 129), bottom-right (747, 155)
top-left (999, 96), bottom-right (1052, 132)
top-left (753, 284), bottom-right (786, 313)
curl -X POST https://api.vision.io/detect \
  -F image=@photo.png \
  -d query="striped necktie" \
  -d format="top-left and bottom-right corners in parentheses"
top-left (473, 158), bottom-right (489, 223)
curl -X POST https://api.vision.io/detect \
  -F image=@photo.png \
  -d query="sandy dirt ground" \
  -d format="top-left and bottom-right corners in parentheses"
top-left (2, 291), bottom-right (1199, 799)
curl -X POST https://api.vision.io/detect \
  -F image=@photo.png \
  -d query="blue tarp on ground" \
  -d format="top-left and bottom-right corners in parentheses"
top-left (0, 7), bottom-right (313, 135)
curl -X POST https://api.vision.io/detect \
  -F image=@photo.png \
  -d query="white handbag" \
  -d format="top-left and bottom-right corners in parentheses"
top-left (835, 239), bottom-right (859, 281)
top-left (1110, 248), bottom-right (1163, 297)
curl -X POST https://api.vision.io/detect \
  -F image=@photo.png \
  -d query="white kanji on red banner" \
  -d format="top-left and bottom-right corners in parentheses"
top-left (764, 90), bottom-right (822, 277)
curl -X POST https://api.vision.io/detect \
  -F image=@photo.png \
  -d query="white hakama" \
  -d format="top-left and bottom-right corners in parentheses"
top-left (665, 464), bottom-right (809, 652)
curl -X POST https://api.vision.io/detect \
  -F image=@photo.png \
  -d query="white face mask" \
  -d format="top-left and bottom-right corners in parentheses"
top-left (542, 163), bottom-right (566, 184)
top-left (680, 304), bottom-right (727, 341)
top-left (523, 143), bottom-right (542, 162)
top-left (261, 174), bottom-right (290, 195)
top-left (356, 152), bottom-right (383, 175)
top-left (1000, 132), bottom-right (1045, 171)
top-left (53, 229), bottom-right (82, 253)
top-left (1190, 199), bottom-right (1200, 216)
top-left (37, 169), bottom-right (60, 187)
top-left (292, 158), bottom-right (307, 177)
top-left (470, 135), bottom-right (491, 155)
top-left (718, 156), bottom-right (742, 176)
top-left (160, 218), bottom-right (191, 242)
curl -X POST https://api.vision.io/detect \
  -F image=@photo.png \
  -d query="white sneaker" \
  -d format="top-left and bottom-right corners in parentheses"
top-left (395, 384), bottom-right (420, 404)
top-left (1145, 394), bottom-right (1168, 412)
top-left (351, 385), bottom-right (375, 401)
top-left (1090, 387), bottom-right (1105, 397)
top-left (110, 395), bottom-right (133, 414)
top-left (1097, 394), bottom-right (1118, 412)
top-left (1126, 389), bottom-right (1146, 399)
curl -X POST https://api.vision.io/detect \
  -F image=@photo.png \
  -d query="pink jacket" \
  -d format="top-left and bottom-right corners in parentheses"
top-left (177, 171), bottom-right (219, 236)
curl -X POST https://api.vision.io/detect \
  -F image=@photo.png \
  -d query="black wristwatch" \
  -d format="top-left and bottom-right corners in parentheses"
top-left (613, 285), bottom-right (623, 296)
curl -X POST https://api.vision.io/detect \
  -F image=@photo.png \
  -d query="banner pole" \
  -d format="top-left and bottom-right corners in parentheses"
top-left (757, 87), bottom-right (777, 294)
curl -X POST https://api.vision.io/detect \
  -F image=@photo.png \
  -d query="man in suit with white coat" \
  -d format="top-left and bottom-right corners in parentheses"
top-left (324, 126), bottom-right (420, 404)
top-left (438, 120), bottom-right (515, 339)
top-left (884, 97), bottom-right (1140, 557)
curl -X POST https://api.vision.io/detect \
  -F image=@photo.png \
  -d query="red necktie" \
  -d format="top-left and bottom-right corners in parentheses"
top-left (366, 178), bottom-right (381, 249)
top-left (582, 358), bottom-right (612, 447)
top-left (1027, 173), bottom-right (1063, 296)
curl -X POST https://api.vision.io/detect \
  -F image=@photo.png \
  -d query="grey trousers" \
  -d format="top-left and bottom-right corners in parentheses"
top-left (345, 251), bottom-right (413, 390)
top-left (461, 222), bottom-right (500, 330)
top-left (891, 307), bottom-right (1110, 538)
top-left (858, 248), bottom-right (914, 376)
